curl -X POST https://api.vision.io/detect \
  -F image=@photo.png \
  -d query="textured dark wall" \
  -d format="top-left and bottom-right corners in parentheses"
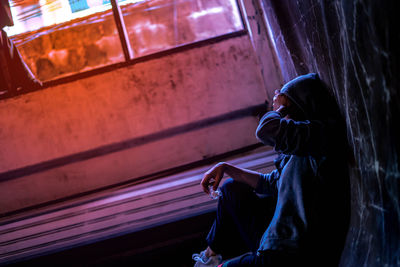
top-left (261, 0), bottom-right (399, 266)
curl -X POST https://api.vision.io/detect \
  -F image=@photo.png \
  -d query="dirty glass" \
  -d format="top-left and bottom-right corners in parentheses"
top-left (120, 0), bottom-right (243, 57)
top-left (4, 0), bottom-right (243, 82)
top-left (4, 0), bottom-right (125, 82)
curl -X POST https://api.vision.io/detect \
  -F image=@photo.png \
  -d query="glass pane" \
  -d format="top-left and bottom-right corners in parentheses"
top-left (120, 0), bottom-right (243, 57)
top-left (4, 0), bottom-right (125, 82)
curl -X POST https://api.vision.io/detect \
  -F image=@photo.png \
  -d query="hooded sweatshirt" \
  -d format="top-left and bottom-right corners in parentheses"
top-left (255, 73), bottom-right (350, 266)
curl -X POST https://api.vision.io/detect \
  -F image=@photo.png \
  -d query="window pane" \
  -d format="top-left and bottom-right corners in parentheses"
top-left (120, 0), bottom-right (243, 57)
top-left (4, 0), bottom-right (125, 81)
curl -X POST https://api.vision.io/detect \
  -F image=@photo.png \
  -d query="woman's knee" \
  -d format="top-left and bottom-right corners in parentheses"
top-left (221, 178), bottom-right (254, 199)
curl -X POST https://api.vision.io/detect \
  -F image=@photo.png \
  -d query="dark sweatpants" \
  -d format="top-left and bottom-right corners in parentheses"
top-left (206, 179), bottom-right (276, 265)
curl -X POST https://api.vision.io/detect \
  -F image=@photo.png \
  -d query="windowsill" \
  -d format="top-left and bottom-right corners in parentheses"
top-left (0, 146), bottom-right (276, 265)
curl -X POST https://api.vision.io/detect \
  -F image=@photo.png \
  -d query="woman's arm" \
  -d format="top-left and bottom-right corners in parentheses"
top-left (200, 162), bottom-right (262, 194)
top-left (255, 111), bottom-right (329, 156)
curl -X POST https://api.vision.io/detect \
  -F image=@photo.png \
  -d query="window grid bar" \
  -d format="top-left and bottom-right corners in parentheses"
top-left (110, 0), bottom-right (134, 61)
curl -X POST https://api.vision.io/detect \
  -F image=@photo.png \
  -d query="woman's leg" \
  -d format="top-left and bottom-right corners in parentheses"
top-left (206, 179), bottom-right (276, 259)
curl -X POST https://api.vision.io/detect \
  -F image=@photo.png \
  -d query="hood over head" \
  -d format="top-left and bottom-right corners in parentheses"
top-left (280, 73), bottom-right (340, 120)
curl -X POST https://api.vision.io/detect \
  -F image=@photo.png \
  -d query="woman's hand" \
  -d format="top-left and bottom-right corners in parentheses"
top-left (201, 163), bottom-right (226, 194)
top-left (272, 90), bottom-right (290, 113)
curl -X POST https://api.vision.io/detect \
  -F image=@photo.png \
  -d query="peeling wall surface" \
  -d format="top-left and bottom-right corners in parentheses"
top-left (0, 34), bottom-right (279, 214)
top-left (261, 0), bottom-right (399, 266)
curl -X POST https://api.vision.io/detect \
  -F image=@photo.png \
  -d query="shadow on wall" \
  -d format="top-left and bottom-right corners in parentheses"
top-left (260, 0), bottom-right (399, 266)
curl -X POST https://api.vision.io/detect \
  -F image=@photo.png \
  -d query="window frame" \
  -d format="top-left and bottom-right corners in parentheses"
top-left (1, 0), bottom-right (247, 100)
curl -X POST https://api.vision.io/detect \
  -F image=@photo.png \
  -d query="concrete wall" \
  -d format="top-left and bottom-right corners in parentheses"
top-left (260, 0), bottom-right (399, 265)
top-left (0, 34), bottom-right (280, 214)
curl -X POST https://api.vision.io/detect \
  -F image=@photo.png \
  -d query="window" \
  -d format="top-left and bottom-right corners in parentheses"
top-left (120, 0), bottom-right (243, 57)
top-left (4, 0), bottom-right (243, 83)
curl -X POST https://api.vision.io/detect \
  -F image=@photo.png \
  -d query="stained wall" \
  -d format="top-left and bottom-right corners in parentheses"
top-left (0, 33), bottom-right (281, 215)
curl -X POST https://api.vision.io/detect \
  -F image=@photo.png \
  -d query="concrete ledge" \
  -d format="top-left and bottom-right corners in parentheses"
top-left (0, 148), bottom-right (277, 264)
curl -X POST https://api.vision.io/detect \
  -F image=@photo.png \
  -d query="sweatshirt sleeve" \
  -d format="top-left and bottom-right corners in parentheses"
top-left (255, 111), bottom-right (328, 156)
top-left (255, 169), bottom-right (280, 196)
